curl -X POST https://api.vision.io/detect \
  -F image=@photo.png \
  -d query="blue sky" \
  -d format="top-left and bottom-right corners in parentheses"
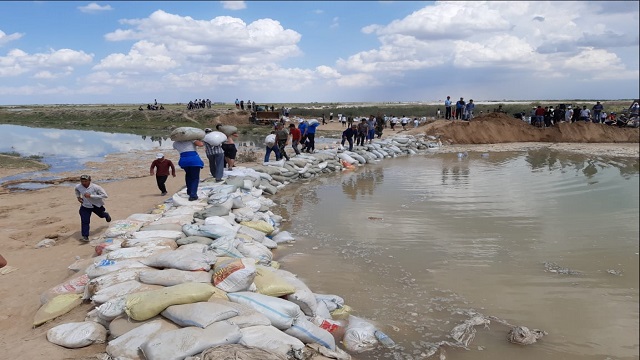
top-left (0, 1), bottom-right (638, 105)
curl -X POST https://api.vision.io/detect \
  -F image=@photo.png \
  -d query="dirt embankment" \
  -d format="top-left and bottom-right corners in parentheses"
top-left (420, 113), bottom-right (639, 144)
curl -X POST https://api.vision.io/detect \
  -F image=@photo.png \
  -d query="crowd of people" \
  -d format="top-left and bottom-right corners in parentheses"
top-left (523, 101), bottom-right (639, 128)
top-left (187, 99), bottom-right (212, 110)
top-left (443, 96), bottom-right (475, 120)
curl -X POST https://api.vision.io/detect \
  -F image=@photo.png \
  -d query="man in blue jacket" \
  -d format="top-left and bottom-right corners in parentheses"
top-left (305, 120), bottom-right (320, 153)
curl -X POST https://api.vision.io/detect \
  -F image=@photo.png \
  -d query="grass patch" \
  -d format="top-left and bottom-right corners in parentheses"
top-left (0, 153), bottom-right (49, 170)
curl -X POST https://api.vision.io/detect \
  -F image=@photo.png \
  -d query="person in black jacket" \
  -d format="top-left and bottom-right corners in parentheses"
top-left (341, 124), bottom-right (357, 151)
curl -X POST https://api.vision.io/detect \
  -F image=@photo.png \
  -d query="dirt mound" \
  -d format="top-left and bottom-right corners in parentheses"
top-left (214, 110), bottom-right (251, 127)
top-left (422, 113), bottom-right (639, 144)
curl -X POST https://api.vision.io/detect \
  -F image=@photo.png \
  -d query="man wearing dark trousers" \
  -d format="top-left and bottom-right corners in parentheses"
top-left (150, 153), bottom-right (176, 195)
top-left (75, 175), bottom-right (111, 242)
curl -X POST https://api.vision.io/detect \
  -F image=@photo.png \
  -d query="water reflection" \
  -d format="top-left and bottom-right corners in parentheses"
top-left (525, 149), bottom-right (639, 181)
top-left (341, 167), bottom-right (385, 200)
top-left (0, 124), bottom-right (174, 173)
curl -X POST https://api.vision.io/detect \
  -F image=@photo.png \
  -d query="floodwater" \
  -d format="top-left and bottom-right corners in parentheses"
top-left (272, 150), bottom-right (639, 360)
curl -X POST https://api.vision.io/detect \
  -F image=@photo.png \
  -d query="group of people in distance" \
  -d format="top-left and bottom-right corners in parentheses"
top-left (527, 101), bottom-right (631, 128)
top-left (443, 96), bottom-right (476, 120)
top-left (187, 99), bottom-right (212, 110)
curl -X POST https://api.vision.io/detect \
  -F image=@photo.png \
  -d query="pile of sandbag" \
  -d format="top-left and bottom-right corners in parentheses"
top-left (37, 179), bottom-right (383, 359)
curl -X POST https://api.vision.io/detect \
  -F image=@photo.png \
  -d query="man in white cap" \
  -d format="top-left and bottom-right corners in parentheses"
top-left (149, 152), bottom-right (176, 196)
top-left (75, 174), bottom-right (111, 242)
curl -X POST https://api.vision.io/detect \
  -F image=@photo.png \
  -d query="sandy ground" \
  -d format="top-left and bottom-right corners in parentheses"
top-left (0, 118), bottom-right (638, 358)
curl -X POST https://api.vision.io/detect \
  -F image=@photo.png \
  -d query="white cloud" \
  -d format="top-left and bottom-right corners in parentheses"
top-left (0, 48), bottom-right (93, 78)
top-left (453, 35), bottom-right (542, 69)
top-left (93, 40), bottom-right (178, 72)
top-left (330, 17), bottom-right (339, 29)
top-left (0, 30), bottom-right (23, 46)
top-left (316, 65), bottom-right (341, 79)
top-left (221, 1), bottom-right (246, 10)
top-left (78, 3), bottom-right (113, 14)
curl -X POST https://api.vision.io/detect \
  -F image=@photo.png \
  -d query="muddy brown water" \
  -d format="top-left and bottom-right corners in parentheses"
top-left (271, 150), bottom-right (639, 360)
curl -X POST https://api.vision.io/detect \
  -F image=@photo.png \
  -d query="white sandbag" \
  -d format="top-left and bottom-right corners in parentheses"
top-left (261, 237), bottom-right (278, 249)
top-left (237, 240), bottom-right (273, 265)
top-left (203, 216), bottom-right (236, 229)
top-left (139, 223), bottom-right (184, 232)
top-left (272, 231), bottom-right (295, 244)
top-left (264, 134), bottom-right (276, 147)
top-left (177, 235), bottom-right (214, 246)
top-left (209, 236), bottom-right (244, 258)
top-left (85, 259), bottom-right (150, 279)
top-left (219, 125), bottom-right (238, 137)
top-left (213, 258), bottom-right (257, 292)
top-left (337, 153), bottom-right (358, 165)
top-left (108, 315), bottom-right (174, 339)
top-left (315, 300), bottom-right (332, 319)
top-left (170, 126), bottom-right (205, 141)
top-left (239, 325), bottom-right (305, 359)
top-left (87, 268), bottom-right (147, 297)
top-left (227, 292), bottom-right (301, 330)
top-left (127, 213), bottom-right (162, 223)
top-left (139, 269), bottom-right (212, 287)
top-left (68, 255), bottom-right (107, 272)
top-left (96, 296), bottom-right (127, 321)
top-left (85, 308), bottom-right (111, 329)
top-left (237, 225), bottom-right (266, 242)
top-left (121, 238), bottom-right (178, 249)
top-left (92, 280), bottom-right (162, 304)
top-left (315, 293), bottom-right (345, 312)
top-left (131, 230), bottom-right (184, 240)
top-left (308, 119), bottom-right (319, 125)
top-left (47, 321), bottom-right (107, 349)
top-left (40, 273), bottom-right (90, 305)
top-left (140, 322), bottom-right (242, 360)
top-left (203, 131), bottom-right (227, 146)
top-left (285, 317), bottom-right (336, 350)
top-left (106, 319), bottom-right (180, 359)
top-left (225, 312), bottom-right (272, 328)
top-left (151, 214), bottom-right (194, 226)
top-left (104, 220), bottom-right (145, 238)
top-left (342, 316), bottom-right (378, 353)
top-left (233, 207), bottom-right (256, 223)
top-left (106, 245), bottom-right (172, 260)
top-left (183, 223), bottom-right (237, 239)
top-left (161, 302), bottom-right (238, 328)
top-left (142, 250), bottom-right (213, 271)
top-left (164, 205), bottom-right (203, 216)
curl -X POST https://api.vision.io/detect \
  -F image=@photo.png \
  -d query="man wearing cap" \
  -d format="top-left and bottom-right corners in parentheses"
top-left (150, 153), bottom-right (176, 195)
top-left (75, 175), bottom-right (111, 242)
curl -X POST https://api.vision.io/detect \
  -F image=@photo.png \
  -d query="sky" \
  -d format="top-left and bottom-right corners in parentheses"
top-left (0, 1), bottom-right (638, 105)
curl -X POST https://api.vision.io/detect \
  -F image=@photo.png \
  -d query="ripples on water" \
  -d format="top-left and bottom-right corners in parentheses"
top-left (274, 150), bottom-right (639, 360)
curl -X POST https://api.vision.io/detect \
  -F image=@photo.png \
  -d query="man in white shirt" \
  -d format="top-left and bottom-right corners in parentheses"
top-left (565, 106), bottom-right (573, 123)
top-left (75, 174), bottom-right (111, 241)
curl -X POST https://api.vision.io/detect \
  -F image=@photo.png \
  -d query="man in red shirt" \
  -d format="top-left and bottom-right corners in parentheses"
top-left (149, 153), bottom-right (176, 196)
top-left (534, 106), bottom-right (546, 128)
top-left (289, 124), bottom-right (301, 155)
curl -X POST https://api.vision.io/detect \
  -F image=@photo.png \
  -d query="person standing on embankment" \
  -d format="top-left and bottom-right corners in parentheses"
top-left (173, 139), bottom-right (204, 201)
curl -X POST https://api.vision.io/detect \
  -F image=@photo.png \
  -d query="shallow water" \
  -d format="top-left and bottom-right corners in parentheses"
top-left (273, 150), bottom-right (639, 360)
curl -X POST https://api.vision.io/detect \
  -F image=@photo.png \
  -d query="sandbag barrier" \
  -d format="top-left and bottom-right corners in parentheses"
top-left (36, 134), bottom-right (444, 359)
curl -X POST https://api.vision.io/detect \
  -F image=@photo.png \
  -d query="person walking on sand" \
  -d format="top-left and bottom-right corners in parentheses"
top-left (75, 174), bottom-right (111, 241)
top-left (149, 153), bottom-right (176, 195)
top-left (173, 138), bottom-right (204, 201)
top-left (203, 128), bottom-right (225, 182)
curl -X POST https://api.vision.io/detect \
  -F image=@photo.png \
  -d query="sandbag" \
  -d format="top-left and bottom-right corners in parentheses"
top-left (87, 268), bottom-right (147, 297)
top-left (204, 131), bottom-right (227, 146)
top-left (121, 238), bottom-right (178, 249)
top-left (239, 325), bottom-right (305, 360)
top-left (96, 296), bottom-right (127, 321)
top-left (177, 235), bottom-right (215, 246)
top-left (33, 294), bottom-right (83, 326)
top-left (219, 125), bottom-right (238, 137)
top-left (92, 280), bottom-right (162, 304)
top-left (253, 266), bottom-right (296, 297)
top-left (183, 223), bottom-right (237, 239)
top-left (127, 213), bottom-right (162, 223)
top-left (342, 316), bottom-right (378, 353)
top-left (141, 250), bottom-right (213, 271)
top-left (140, 322), bottom-right (242, 360)
top-left (95, 238), bottom-right (123, 256)
top-left (209, 236), bottom-right (244, 258)
top-left (131, 230), bottom-right (184, 240)
top-left (139, 269), bottom-right (212, 287)
top-left (285, 317), bottom-right (336, 351)
top-left (227, 292), bottom-right (301, 330)
top-left (277, 270), bottom-right (317, 317)
top-left (170, 127), bottom-right (206, 141)
top-left (264, 134), bottom-right (276, 147)
top-left (161, 302), bottom-right (238, 328)
top-left (213, 258), bottom-right (256, 292)
top-left (40, 273), bottom-right (89, 305)
top-left (104, 220), bottom-right (145, 237)
top-left (139, 223), bottom-right (184, 232)
top-left (151, 214), bottom-right (195, 226)
top-left (315, 294), bottom-right (345, 312)
top-left (240, 220), bottom-right (275, 235)
top-left (125, 283), bottom-right (217, 321)
top-left (272, 231), bottom-right (295, 244)
top-left (105, 245), bottom-right (172, 260)
top-left (196, 344), bottom-right (287, 360)
top-left (107, 319), bottom-right (180, 359)
top-left (47, 321), bottom-right (107, 348)
top-left (237, 240), bottom-right (273, 265)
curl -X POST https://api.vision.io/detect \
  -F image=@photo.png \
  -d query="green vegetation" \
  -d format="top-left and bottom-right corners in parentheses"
top-left (0, 153), bottom-right (48, 171)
